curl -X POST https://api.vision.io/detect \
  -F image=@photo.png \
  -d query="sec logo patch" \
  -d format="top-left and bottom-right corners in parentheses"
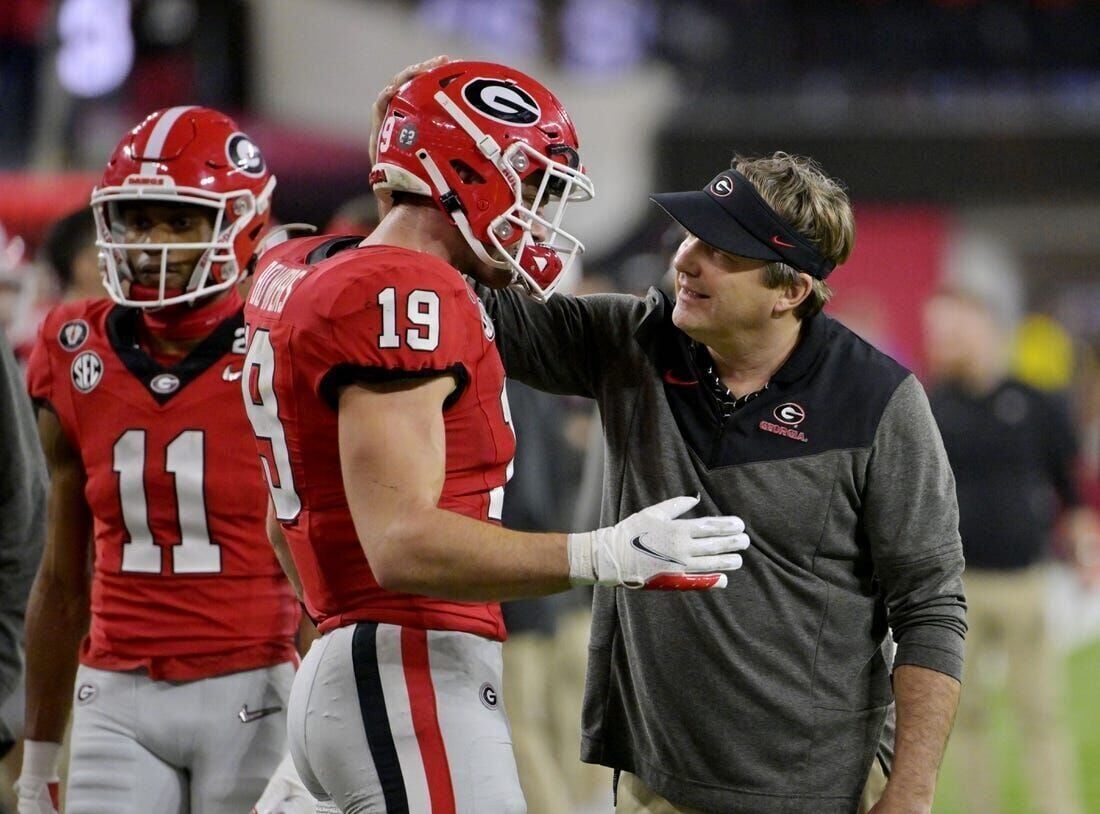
top-left (71, 351), bottom-right (103, 393)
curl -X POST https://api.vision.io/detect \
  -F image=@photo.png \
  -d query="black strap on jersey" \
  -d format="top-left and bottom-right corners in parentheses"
top-left (305, 235), bottom-right (366, 265)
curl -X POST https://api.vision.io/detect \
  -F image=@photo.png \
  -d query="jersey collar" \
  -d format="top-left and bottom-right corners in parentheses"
top-left (106, 304), bottom-right (243, 404)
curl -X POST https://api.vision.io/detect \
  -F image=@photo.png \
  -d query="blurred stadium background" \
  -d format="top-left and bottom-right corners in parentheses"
top-left (2, 1), bottom-right (1100, 812)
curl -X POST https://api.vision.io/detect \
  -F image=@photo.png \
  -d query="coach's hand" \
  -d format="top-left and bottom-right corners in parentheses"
top-left (369, 54), bottom-right (451, 166)
top-left (251, 753), bottom-right (316, 814)
top-left (14, 740), bottom-right (61, 814)
top-left (567, 496), bottom-right (749, 590)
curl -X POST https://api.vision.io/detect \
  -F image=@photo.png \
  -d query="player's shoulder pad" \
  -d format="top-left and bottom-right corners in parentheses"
top-left (38, 297), bottom-right (114, 353)
top-left (295, 245), bottom-right (472, 322)
top-left (255, 234), bottom-right (352, 270)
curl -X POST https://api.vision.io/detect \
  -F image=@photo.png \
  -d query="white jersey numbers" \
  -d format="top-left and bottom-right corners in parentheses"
top-left (114, 429), bottom-right (221, 574)
top-left (242, 328), bottom-right (302, 521)
top-left (377, 287), bottom-right (440, 351)
top-left (487, 385), bottom-right (516, 522)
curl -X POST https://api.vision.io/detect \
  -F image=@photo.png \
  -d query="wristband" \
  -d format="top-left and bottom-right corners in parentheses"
top-left (566, 532), bottom-right (597, 585)
top-left (21, 740), bottom-right (62, 781)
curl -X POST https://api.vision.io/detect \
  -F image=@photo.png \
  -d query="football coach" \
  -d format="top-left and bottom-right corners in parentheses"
top-left (483, 152), bottom-right (967, 814)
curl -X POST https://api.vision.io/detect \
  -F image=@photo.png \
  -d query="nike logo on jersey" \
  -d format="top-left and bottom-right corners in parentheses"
top-left (238, 704), bottom-right (282, 723)
top-left (630, 535), bottom-right (686, 566)
top-left (222, 365), bottom-right (243, 381)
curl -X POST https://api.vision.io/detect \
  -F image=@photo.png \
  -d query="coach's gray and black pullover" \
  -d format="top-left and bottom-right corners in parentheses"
top-left (485, 287), bottom-right (967, 814)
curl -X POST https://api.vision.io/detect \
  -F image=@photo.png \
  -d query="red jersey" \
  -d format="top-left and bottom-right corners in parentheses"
top-left (26, 298), bottom-right (299, 681)
top-left (242, 236), bottom-right (516, 640)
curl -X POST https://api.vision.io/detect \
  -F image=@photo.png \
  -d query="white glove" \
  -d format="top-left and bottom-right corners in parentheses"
top-left (568, 495), bottom-right (749, 590)
top-left (14, 740), bottom-right (61, 814)
top-left (251, 752), bottom-right (316, 814)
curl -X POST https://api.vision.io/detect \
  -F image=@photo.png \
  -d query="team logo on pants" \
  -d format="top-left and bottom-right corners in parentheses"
top-left (76, 683), bottom-right (97, 704)
top-left (479, 682), bottom-right (498, 710)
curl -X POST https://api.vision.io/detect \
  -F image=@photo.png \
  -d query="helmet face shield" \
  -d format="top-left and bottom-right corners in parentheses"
top-left (93, 186), bottom-right (263, 308)
top-left (486, 142), bottom-right (593, 301)
top-left (93, 106), bottom-right (275, 309)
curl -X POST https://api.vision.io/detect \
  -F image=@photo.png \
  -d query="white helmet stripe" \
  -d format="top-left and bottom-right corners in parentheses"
top-left (433, 91), bottom-right (501, 160)
top-left (139, 106), bottom-right (197, 176)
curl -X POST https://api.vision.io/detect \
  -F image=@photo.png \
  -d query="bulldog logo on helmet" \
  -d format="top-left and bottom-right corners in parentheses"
top-left (226, 133), bottom-right (265, 176)
top-left (462, 79), bottom-right (541, 126)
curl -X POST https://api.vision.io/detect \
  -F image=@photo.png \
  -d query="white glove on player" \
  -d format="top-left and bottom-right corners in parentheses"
top-left (567, 495), bottom-right (749, 590)
top-left (251, 752), bottom-right (316, 814)
top-left (14, 740), bottom-right (61, 814)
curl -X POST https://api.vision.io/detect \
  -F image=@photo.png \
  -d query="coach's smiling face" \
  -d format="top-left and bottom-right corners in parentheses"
top-left (671, 232), bottom-right (775, 346)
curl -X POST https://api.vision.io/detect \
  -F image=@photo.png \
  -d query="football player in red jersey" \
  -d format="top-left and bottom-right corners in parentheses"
top-left (16, 107), bottom-right (312, 814)
top-left (241, 59), bottom-right (750, 811)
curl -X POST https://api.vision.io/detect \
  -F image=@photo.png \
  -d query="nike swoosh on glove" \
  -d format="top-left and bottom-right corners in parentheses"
top-left (567, 495), bottom-right (749, 589)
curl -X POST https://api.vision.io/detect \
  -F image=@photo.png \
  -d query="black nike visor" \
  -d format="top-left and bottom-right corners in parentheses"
top-left (650, 170), bottom-right (836, 280)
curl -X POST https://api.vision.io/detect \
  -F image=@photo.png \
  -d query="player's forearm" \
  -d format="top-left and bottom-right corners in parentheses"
top-left (23, 573), bottom-right (89, 741)
top-left (878, 664), bottom-right (960, 811)
top-left (365, 507), bottom-right (572, 601)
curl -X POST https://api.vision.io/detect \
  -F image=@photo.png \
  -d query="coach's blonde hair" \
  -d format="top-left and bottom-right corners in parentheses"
top-left (733, 152), bottom-right (855, 319)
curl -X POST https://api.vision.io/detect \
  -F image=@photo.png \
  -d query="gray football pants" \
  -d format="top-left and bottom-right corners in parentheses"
top-left (66, 661), bottom-right (294, 814)
top-left (289, 622), bottom-right (525, 813)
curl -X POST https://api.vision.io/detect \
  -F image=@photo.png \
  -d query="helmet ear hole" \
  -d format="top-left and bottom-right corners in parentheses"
top-left (450, 160), bottom-right (485, 185)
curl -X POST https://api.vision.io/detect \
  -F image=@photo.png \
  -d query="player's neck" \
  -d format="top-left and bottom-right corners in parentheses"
top-left (362, 202), bottom-right (470, 268)
top-left (138, 289), bottom-right (241, 362)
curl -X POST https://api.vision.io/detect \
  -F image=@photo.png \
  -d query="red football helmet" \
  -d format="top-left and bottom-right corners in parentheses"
top-left (92, 106), bottom-right (276, 308)
top-left (371, 61), bottom-right (594, 301)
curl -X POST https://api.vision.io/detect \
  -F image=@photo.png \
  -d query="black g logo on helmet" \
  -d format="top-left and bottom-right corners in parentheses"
top-left (462, 79), bottom-right (541, 126)
top-left (226, 133), bottom-right (266, 176)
